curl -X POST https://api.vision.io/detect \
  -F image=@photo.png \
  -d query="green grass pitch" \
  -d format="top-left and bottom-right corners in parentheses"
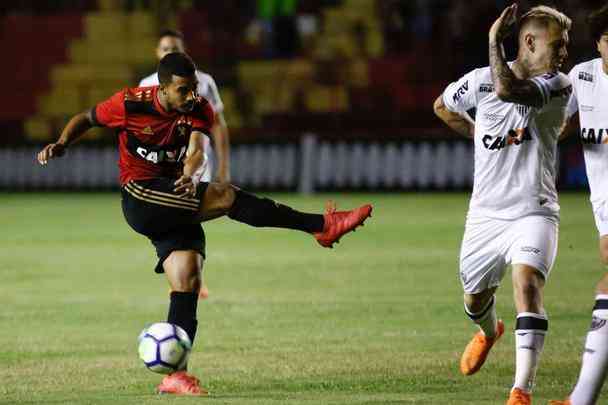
top-left (0, 192), bottom-right (604, 404)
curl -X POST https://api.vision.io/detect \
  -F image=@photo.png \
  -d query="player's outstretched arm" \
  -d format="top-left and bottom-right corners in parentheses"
top-left (433, 95), bottom-right (474, 138)
top-left (37, 111), bottom-right (94, 165)
top-left (489, 4), bottom-right (544, 108)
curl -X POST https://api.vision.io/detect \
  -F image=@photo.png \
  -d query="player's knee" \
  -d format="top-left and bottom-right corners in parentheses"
top-left (205, 183), bottom-right (237, 212)
top-left (463, 289), bottom-right (495, 313)
top-left (513, 270), bottom-right (544, 311)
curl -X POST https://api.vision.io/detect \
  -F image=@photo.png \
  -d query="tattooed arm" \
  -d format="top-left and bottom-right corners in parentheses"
top-left (488, 4), bottom-right (544, 108)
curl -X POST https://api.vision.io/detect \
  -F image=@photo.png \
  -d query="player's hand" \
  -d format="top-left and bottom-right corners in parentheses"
top-left (174, 175), bottom-right (197, 198)
top-left (489, 3), bottom-right (518, 43)
top-left (37, 143), bottom-right (67, 165)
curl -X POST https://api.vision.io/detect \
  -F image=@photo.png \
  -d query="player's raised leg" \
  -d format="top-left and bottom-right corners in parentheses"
top-left (198, 182), bottom-right (372, 248)
top-left (507, 264), bottom-right (548, 405)
top-left (157, 250), bottom-right (208, 396)
top-left (461, 287), bottom-right (505, 375)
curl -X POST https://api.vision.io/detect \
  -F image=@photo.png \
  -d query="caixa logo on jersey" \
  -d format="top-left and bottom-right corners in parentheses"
top-left (482, 127), bottom-right (532, 151)
top-left (135, 146), bottom-right (187, 164)
top-left (127, 133), bottom-right (187, 165)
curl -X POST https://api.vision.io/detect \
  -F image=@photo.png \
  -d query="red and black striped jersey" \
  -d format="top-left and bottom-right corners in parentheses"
top-left (91, 85), bottom-right (214, 185)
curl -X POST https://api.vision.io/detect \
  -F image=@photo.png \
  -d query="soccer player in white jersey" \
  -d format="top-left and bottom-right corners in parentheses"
top-left (433, 5), bottom-right (572, 404)
top-left (140, 30), bottom-right (231, 184)
top-left (550, 5), bottom-right (608, 405)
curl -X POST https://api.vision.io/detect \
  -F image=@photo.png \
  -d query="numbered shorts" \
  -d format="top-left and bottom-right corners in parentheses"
top-left (592, 199), bottom-right (608, 237)
top-left (121, 178), bottom-right (208, 273)
top-left (459, 215), bottom-right (558, 294)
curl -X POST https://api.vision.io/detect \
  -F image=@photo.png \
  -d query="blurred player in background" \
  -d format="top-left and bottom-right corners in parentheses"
top-left (37, 52), bottom-right (372, 396)
top-left (551, 4), bottom-right (608, 405)
top-left (140, 29), bottom-right (230, 299)
top-left (434, 5), bottom-right (571, 404)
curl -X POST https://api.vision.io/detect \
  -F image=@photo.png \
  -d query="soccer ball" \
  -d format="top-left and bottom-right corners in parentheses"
top-left (137, 322), bottom-right (192, 374)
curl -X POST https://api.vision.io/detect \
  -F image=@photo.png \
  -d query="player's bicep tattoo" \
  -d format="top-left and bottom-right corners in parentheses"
top-left (489, 41), bottom-right (543, 108)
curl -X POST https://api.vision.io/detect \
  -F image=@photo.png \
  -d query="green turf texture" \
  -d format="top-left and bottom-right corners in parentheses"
top-left (0, 192), bottom-right (603, 404)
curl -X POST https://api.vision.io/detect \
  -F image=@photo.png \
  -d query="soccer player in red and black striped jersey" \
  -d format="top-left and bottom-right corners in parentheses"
top-left (37, 53), bottom-right (372, 396)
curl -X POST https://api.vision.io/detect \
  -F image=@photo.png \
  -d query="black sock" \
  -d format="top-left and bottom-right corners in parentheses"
top-left (227, 189), bottom-right (324, 233)
top-left (167, 291), bottom-right (198, 344)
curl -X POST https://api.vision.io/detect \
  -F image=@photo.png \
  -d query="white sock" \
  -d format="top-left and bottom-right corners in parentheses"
top-left (465, 296), bottom-right (498, 338)
top-left (570, 295), bottom-right (608, 405)
top-left (513, 312), bottom-right (548, 393)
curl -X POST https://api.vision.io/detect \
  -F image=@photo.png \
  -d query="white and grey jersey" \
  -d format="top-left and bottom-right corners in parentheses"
top-left (443, 65), bottom-right (572, 220)
top-left (139, 70), bottom-right (224, 114)
top-left (567, 58), bottom-right (608, 206)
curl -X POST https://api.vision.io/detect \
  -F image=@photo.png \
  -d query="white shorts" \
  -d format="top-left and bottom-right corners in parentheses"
top-left (459, 215), bottom-right (559, 294)
top-left (194, 136), bottom-right (213, 183)
top-left (592, 199), bottom-right (608, 237)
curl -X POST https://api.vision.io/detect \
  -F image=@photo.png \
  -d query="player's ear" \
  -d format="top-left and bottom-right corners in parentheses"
top-left (524, 33), bottom-right (535, 52)
top-left (598, 40), bottom-right (602, 54)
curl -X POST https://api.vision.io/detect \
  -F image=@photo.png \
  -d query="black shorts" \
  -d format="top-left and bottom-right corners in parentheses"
top-left (121, 178), bottom-right (209, 273)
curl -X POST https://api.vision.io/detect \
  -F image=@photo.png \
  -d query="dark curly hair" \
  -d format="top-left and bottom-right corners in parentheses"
top-left (589, 4), bottom-right (608, 42)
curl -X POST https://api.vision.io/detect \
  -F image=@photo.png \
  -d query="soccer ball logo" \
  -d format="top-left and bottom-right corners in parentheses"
top-left (138, 323), bottom-right (192, 374)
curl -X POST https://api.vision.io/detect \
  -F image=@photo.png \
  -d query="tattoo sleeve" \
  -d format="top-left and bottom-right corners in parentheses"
top-left (488, 41), bottom-right (544, 107)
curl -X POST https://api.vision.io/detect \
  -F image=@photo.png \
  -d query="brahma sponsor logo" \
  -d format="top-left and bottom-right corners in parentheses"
top-left (452, 80), bottom-right (469, 103)
top-left (482, 127), bottom-right (532, 151)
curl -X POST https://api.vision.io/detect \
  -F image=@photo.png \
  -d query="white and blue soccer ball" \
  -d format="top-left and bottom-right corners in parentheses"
top-left (137, 322), bottom-right (192, 374)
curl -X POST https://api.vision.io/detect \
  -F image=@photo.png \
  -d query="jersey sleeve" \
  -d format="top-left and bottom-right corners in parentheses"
top-left (191, 100), bottom-right (215, 134)
top-left (529, 72), bottom-right (572, 108)
top-left (138, 73), bottom-right (158, 87)
top-left (202, 76), bottom-right (224, 114)
top-left (91, 90), bottom-right (126, 128)
top-left (442, 69), bottom-right (479, 114)
top-left (565, 68), bottom-right (579, 118)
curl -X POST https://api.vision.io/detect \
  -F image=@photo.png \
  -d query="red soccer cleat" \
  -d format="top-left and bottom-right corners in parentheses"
top-left (314, 202), bottom-right (373, 248)
top-left (157, 371), bottom-right (208, 396)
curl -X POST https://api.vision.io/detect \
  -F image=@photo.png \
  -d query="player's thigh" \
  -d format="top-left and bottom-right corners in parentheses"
top-left (599, 232), bottom-right (608, 265)
top-left (509, 215), bottom-right (558, 282)
top-left (459, 217), bottom-right (511, 295)
top-left (164, 250), bottom-right (204, 292)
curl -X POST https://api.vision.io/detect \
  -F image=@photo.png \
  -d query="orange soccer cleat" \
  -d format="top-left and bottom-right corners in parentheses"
top-left (157, 371), bottom-right (209, 396)
top-left (548, 400), bottom-right (571, 405)
top-left (313, 202), bottom-right (372, 248)
top-left (460, 319), bottom-right (505, 375)
top-left (507, 388), bottom-right (531, 405)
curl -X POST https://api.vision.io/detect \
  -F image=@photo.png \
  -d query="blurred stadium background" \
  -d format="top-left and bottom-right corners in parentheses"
top-left (0, 0), bottom-right (596, 192)
top-left (4, 2), bottom-right (608, 404)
